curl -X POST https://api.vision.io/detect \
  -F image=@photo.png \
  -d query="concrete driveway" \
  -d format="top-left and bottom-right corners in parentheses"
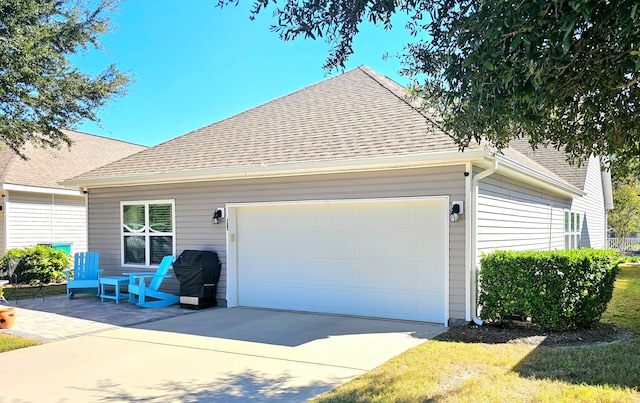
top-left (0, 307), bottom-right (444, 402)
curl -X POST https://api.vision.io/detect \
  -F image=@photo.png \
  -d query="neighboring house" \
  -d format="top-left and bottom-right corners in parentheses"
top-left (0, 130), bottom-right (146, 256)
top-left (63, 66), bottom-right (612, 326)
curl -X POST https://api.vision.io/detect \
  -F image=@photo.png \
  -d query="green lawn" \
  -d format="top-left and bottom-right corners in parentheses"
top-left (314, 264), bottom-right (640, 403)
top-left (2, 266), bottom-right (639, 401)
top-left (0, 284), bottom-right (66, 351)
top-left (1, 283), bottom-right (67, 301)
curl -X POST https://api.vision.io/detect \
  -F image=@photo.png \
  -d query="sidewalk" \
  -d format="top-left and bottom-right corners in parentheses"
top-left (1, 293), bottom-right (199, 342)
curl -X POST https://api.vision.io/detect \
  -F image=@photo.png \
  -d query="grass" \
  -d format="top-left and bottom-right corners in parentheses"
top-left (314, 263), bottom-right (640, 403)
top-left (1, 265), bottom-right (639, 401)
top-left (0, 333), bottom-right (40, 352)
top-left (0, 283), bottom-right (66, 351)
top-left (1, 283), bottom-right (67, 301)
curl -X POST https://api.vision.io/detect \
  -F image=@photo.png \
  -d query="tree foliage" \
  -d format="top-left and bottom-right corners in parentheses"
top-left (0, 0), bottom-right (128, 157)
top-left (222, 0), bottom-right (640, 172)
top-left (609, 180), bottom-right (640, 254)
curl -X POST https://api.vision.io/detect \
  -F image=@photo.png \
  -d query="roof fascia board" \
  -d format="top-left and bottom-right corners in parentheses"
top-left (61, 148), bottom-right (584, 199)
top-left (1, 183), bottom-right (82, 196)
top-left (61, 150), bottom-right (492, 188)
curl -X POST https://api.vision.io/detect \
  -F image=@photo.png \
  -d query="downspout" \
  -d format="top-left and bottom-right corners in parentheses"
top-left (470, 159), bottom-right (499, 325)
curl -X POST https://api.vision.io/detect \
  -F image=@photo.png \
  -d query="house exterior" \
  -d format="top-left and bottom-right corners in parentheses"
top-left (0, 130), bottom-right (146, 256)
top-left (63, 66), bottom-right (612, 326)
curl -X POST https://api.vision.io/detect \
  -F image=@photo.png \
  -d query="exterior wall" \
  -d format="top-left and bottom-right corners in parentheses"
top-left (4, 191), bottom-right (87, 255)
top-left (477, 172), bottom-right (572, 256)
top-left (571, 157), bottom-right (606, 248)
top-left (0, 203), bottom-right (5, 253)
top-left (86, 165), bottom-right (469, 321)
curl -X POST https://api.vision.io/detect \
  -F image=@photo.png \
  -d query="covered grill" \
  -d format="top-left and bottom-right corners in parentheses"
top-left (173, 250), bottom-right (221, 309)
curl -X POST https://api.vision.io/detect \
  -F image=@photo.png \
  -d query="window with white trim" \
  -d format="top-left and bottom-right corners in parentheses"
top-left (564, 211), bottom-right (581, 249)
top-left (121, 200), bottom-right (175, 266)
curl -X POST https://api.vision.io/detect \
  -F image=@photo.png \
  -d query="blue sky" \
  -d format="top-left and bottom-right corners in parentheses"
top-left (75, 0), bottom-right (416, 147)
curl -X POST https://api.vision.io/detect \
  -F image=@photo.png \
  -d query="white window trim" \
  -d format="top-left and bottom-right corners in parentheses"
top-left (564, 210), bottom-right (582, 250)
top-left (120, 199), bottom-right (176, 267)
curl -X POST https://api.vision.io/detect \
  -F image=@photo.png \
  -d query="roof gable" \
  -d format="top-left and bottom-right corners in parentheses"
top-left (72, 66), bottom-right (457, 180)
top-left (66, 66), bottom-right (587, 196)
top-left (0, 130), bottom-right (147, 191)
top-left (508, 137), bottom-right (589, 189)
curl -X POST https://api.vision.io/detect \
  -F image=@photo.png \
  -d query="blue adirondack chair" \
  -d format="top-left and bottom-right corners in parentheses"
top-left (64, 252), bottom-right (103, 299)
top-left (125, 255), bottom-right (179, 308)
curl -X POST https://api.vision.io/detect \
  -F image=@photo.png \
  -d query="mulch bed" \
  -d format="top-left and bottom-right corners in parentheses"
top-left (435, 321), bottom-right (633, 348)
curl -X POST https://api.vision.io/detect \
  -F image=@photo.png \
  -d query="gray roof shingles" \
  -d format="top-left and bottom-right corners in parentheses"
top-left (75, 66), bottom-right (457, 179)
top-left (71, 66), bottom-right (588, 192)
top-left (0, 130), bottom-right (147, 190)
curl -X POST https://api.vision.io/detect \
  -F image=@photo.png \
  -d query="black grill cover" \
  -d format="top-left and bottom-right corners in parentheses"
top-left (173, 250), bottom-right (221, 305)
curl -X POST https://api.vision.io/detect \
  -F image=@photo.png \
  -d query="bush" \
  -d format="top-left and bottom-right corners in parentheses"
top-left (478, 249), bottom-right (620, 330)
top-left (1, 246), bottom-right (71, 285)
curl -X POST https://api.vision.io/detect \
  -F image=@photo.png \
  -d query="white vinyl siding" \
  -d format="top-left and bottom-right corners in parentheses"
top-left (85, 166), bottom-right (468, 321)
top-left (477, 173), bottom-right (572, 255)
top-left (0, 202), bottom-right (4, 253)
top-left (570, 156), bottom-right (606, 248)
top-left (4, 192), bottom-right (86, 255)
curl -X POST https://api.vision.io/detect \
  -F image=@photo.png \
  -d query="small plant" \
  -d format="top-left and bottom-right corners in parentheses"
top-left (0, 246), bottom-right (71, 285)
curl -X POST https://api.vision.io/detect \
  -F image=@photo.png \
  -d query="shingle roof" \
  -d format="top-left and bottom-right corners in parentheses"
top-left (73, 66), bottom-right (458, 180)
top-left (508, 137), bottom-right (589, 189)
top-left (0, 129), bottom-right (147, 190)
top-left (67, 66), bottom-right (587, 194)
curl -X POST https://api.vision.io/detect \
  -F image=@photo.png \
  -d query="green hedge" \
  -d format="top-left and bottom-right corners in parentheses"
top-left (478, 249), bottom-right (620, 329)
top-left (1, 245), bottom-right (71, 285)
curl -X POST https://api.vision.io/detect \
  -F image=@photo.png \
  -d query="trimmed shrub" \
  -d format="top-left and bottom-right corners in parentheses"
top-left (478, 249), bottom-right (620, 330)
top-left (0, 245), bottom-right (71, 285)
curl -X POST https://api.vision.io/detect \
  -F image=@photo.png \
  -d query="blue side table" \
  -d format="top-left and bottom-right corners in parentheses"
top-left (99, 276), bottom-right (129, 304)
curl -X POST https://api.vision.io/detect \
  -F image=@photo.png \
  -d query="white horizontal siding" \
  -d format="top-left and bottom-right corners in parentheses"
top-left (0, 206), bottom-right (5, 253)
top-left (4, 192), bottom-right (86, 255)
top-left (87, 166), bottom-right (468, 320)
top-left (477, 173), bottom-right (571, 255)
top-left (571, 157), bottom-right (606, 248)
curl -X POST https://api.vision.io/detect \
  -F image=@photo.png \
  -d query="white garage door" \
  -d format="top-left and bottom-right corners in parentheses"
top-left (235, 198), bottom-right (447, 323)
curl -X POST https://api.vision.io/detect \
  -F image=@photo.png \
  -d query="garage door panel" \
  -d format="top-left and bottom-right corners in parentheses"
top-left (306, 232), bottom-right (334, 258)
top-left (236, 199), bottom-right (447, 323)
top-left (331, 260), bottom-right (361, 285)
top-left (417, 234), bottom-right (446, 259)
top-left (359, 232), bottom-right (389, 259)
top-left (331, 233), bottom-right (362, 259)
top-left (358, 261), bottom-right (389, 287)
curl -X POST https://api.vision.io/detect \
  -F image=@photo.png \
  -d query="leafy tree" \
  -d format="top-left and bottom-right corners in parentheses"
top-left (0, 0), bottom-right (129, 158)
top-left (221, 0), bottom-right (640, 172)
top-left (609, 181), bottom-right (640, 254)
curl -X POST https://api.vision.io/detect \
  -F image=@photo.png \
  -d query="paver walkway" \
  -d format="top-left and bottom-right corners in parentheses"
top-left (1, 293), bottom-right (199, 342)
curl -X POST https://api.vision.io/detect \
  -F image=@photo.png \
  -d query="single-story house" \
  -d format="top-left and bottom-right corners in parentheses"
top-left (63, 66), bottom-right (613, 326)
top-left (0, 130), bottom-right (146, 256)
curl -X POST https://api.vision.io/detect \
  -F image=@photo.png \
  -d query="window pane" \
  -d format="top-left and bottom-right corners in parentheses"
top-left (123, 205), bottom-right (146, 232)
top-left (124, 236), bottom-right (146, 264)
top-left (150, 236), bottom-right (173, 264)
top-left (571, 213), bottom-right (575, 232)
top-left (564, 212), bottom-right (569, 232)
top-left (576, 214), bottom-right (581, 231)
top-left (149, 204), bottom-right (172, 232)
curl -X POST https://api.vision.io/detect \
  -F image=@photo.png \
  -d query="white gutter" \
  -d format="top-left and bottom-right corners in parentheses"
top-left (1, 183), bottom-right (82, 196)
top-left (470, 160), bottom-right (499, 326)
top-left (61, 149), bottom-right (491, 188)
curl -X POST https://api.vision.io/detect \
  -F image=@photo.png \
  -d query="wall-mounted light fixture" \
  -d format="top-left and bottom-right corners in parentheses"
top-left (450, 201), bottom-right (463, 223)
top-left (212, 208), bottom-right (225, 225)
